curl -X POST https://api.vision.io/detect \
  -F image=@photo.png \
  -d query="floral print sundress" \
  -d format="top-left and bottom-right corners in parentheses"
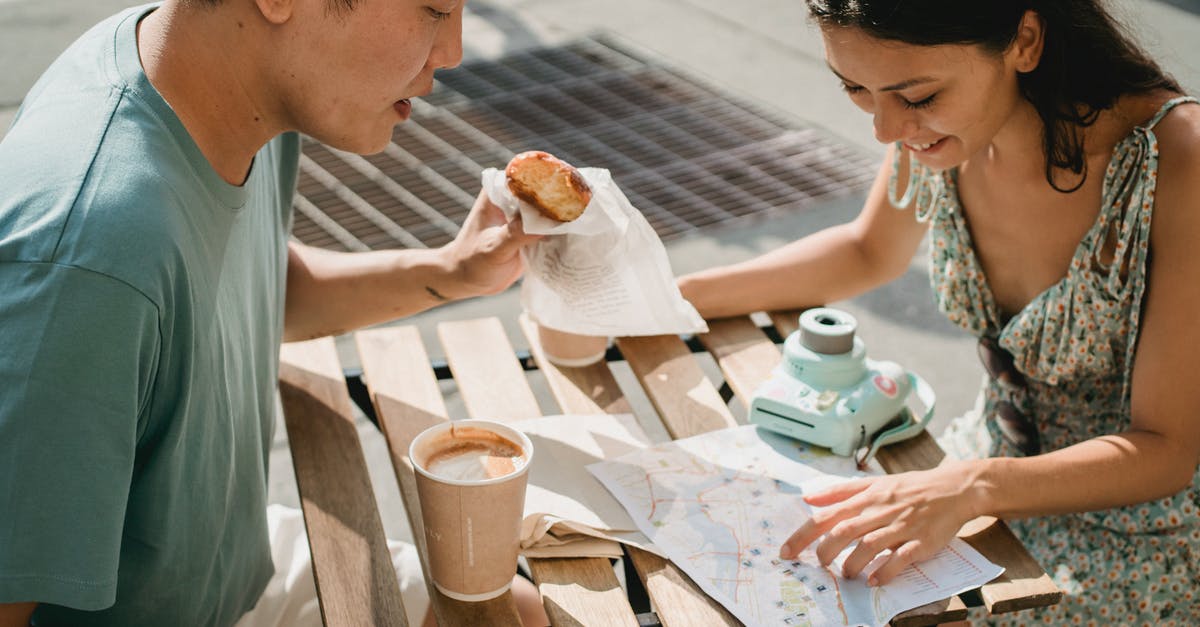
top-left (894, 96), bottom-right (1200, 626)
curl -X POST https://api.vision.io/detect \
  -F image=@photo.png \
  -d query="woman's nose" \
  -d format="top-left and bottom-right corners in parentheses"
top-left (873, 105), bottom-right (916, 144)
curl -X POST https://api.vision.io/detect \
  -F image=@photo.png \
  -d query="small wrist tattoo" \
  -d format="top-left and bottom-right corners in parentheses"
top-left (425, 285), bottom-right (450, 302)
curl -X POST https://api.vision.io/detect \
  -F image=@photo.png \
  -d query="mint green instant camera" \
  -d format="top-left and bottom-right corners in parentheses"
top-left (748, 308), bottom-right (936, 467)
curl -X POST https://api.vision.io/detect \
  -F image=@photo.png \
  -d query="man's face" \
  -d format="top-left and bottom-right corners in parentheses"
top-left (276, 0), bottom-right (464, 154)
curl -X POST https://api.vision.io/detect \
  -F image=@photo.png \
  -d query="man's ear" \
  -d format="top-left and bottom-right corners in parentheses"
top-left (1010, 9), bottom-right (1045, 73)
top-left (254, 0), bottom-right (295, 25)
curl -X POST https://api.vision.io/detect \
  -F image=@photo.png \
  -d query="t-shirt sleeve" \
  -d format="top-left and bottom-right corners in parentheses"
top-left (0, 261), bottom-right (160, 611)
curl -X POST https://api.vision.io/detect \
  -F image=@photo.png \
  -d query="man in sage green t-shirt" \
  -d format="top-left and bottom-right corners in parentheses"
top-left (0, 2), bottom-right (548, 626)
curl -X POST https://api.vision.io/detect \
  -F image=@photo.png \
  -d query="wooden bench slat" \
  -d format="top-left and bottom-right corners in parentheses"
top-left (519, 316), bottom-right (742, 627)
top-left (439, 317), bottom-right (638, 627)
top-left (615, 334), bottom-right (738, 439)
top-left (278, 338), bottom-right (409, 627)
top-left (356, 327), bottom-right (525, 627)
top-left (701, 315), bottom-right (1062, 617)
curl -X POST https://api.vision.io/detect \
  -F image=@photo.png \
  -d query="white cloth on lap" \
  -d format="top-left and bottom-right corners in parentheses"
top-left (234, 505), bottom-right (430, 627)
top-left (933, 380), bottom-right (992, 462)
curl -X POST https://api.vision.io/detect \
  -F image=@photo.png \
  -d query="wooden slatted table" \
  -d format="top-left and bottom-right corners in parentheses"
top-left (278, 310), bottom-right (1062, 626)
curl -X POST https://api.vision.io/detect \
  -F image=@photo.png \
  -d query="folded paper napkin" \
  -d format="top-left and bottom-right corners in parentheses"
top-left (518, 414), bottom-right (664, 559)
top-left (482, 166), bottom-right (707, 337)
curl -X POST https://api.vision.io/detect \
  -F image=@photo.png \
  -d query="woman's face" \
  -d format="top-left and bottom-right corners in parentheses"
top-left (274, 0), bottom-right (465, 154)
top-left (820, 24), bottom-right (1026, 169)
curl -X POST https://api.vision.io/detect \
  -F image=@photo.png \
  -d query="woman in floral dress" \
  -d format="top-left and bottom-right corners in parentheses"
top-left (679, 1), bottom-right (1200, 623)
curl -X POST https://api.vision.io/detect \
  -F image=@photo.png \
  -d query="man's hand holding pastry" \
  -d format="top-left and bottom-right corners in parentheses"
top-left (439, 188), bottom-right (542, 301)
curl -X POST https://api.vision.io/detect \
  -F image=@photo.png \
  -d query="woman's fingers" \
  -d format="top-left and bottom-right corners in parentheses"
top-left (814, 516), bottom-right (869, 566)
top-left (838, 527), bottom-right (900, 580)
top-left (803, 478), bottom-right (871, 507)
top-left (779, 501), bottom-right (853, 560)
top-left (781, 480), bottom-right (876, 560)
top-left (866, 540), bottom-right (931, 586)
top-left (779, 516), bottom-right (824, 560)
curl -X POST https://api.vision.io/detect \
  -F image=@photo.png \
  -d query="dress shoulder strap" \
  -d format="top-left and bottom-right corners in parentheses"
top-left (1145, 95), bottom-right (1198, 130)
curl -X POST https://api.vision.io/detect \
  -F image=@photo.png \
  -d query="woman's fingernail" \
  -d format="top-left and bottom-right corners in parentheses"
top-left (779, 543), bottom-right (791, 558)
top-left (868, 576), bottom-right (878, 586)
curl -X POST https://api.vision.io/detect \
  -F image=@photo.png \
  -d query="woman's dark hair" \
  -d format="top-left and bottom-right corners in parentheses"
top-left (806, 0), bottom-right (1181, 192)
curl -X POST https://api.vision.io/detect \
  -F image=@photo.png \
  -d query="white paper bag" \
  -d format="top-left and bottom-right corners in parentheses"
top-left (482, 166), bottom-right (707, 337)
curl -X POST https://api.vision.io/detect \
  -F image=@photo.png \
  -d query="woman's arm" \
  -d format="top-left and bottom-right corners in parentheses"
top-left (283, 189), bottom-right (540, 342)
top-left (976, 104), bottom-right (1200, 519)
top-left (678, 144), bottom-right (929, 318)
top-left (781, 107), bottom-right (1200, 586)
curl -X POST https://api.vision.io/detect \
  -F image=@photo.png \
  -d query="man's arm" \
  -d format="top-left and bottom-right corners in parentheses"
top-left (283, 189), bottom-right (540, 342)
top-left (0, 601), bottom-right (36, 626)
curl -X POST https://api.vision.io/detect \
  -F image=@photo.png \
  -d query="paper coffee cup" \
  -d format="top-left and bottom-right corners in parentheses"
top-left (409, 420), bottom-right (533, 602)
top-left (537, 323), bottom-right (608, 368)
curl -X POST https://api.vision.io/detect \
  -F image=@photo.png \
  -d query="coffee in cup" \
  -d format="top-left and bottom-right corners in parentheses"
top-left (422, 425), bottom-right (526, 482)
top-left (410, 420), bottom-right (533, 601)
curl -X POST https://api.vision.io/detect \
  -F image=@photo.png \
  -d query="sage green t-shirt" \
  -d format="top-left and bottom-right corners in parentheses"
top-left (0, 4), bottom-right (298, 625)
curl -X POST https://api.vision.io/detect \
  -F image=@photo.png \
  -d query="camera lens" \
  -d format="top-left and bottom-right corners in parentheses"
top-left (799, 308), bottom-right (857, 354)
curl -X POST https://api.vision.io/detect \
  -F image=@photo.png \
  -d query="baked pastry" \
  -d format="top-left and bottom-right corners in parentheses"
top-left (505, 151), bottom-right (592, 222)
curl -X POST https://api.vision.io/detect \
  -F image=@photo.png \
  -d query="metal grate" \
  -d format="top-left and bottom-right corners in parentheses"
top-left (291, 36), bottom-right (878, 252)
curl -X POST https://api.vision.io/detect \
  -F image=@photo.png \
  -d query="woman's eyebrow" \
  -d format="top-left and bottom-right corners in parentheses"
top-left (827, 64), bottom-right (938, 92)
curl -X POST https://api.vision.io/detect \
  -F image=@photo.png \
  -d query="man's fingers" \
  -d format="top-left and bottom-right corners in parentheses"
top-left (503, 214), bottom-right (543, 249)
top-left (465, 189), bottom-right (507, 229)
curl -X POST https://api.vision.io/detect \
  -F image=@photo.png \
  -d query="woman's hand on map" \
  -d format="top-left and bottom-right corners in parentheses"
top-left (778, 460), bottom-right (986, 586)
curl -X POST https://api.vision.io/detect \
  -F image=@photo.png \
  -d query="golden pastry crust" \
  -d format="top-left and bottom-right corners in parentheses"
top-left (505, 151), bottom-right (592, 222)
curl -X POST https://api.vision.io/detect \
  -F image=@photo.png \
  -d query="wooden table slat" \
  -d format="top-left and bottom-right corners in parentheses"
top-left (615, 334), bottom-right (738, 439)
top-left (626, 548), bottom-right (741, 627)
top-left (438, 317), bottom-right (542, 421)
top-left (356, 327), bottom-right (525, 627)
top-left (701, 315), bottom-right (1062, 617)
top-left (439, 317), bottom-right (638, 627)
top-left (519, 316), bottom-right (742, 627)
top-left (890, 597), bottom-right (969, 627)
top-left (768, 310), bottom-right (803, 338)
top-left (338, 309), bottom-right (1060, 625)
top-left (611, 333), bottom-right (749, 626)
top-left (278, 338), bottom-right (409, 627)
top-left (518, 314), bottom-right (632, 416)
top-left (959, 517), bottom-right (1064, 614)
top-left (701, 317), bottom-right (785, 402)
top-left (526, 557), bottom-right (645, 627)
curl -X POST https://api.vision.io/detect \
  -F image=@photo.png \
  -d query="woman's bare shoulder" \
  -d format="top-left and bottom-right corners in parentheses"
top-left (1150, 96), bottom-right (1200, 249)
top-left (1152, 95), bottom-right (1200, 167)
